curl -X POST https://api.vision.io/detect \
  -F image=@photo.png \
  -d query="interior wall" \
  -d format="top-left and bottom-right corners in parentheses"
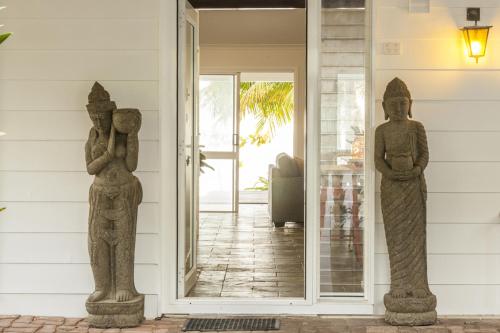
top-left (374, 0), bottom-right (500, 315)
top-left (200, 10), bottom-right (307, 159)
top-left (0, 0), bottom-right (160, 317)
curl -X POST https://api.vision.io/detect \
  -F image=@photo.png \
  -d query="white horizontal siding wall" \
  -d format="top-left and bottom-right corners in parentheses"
top-left (374, 0), bottom-right (500, 315)
top-left (0, 0), bottom-right (160, 317)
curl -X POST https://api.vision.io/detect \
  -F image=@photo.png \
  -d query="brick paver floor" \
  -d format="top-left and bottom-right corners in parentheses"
top-left (2, 315), bottom-right (500, 333)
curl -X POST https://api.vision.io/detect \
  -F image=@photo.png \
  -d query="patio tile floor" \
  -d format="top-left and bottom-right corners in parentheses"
top-left (188, 204), bottom-right (305, 298)
top-left (2, 315), bottom-right (500, 333)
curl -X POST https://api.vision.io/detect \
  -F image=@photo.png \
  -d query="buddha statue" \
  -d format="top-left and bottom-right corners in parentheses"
top-left (374, 78), bottom-right (437, 326)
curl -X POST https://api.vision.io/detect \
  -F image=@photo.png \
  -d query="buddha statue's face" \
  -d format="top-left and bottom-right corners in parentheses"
top-left (383, 96), bottom-right (412, 122)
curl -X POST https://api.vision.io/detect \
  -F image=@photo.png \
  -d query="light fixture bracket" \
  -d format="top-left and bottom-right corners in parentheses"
top-left (467, 7), bottom-right (480, 24)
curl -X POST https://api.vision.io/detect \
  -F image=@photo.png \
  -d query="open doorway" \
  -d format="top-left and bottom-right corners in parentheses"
top-left (178, 0), bottom-right (307, 298)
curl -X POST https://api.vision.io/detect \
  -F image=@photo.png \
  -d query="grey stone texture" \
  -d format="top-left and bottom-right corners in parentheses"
top-left (374, 78), bottom-right (436, 326)
top-left (84, 82), bottom-right (144, 328)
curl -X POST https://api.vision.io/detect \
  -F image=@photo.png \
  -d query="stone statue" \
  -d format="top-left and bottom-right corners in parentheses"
top-left (84, 82), bottom-right (144, 328)
top-left (374, 78), bottom-right (437, 326)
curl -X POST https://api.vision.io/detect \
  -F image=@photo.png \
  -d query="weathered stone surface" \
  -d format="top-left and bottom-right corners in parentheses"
top-left (374, 78), bottom-right (436, 326)
top-left (84, 82), bottom-right (144, 328)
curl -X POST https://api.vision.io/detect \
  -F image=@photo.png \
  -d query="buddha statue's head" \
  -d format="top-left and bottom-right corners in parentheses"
top-left (382, 77), bottom-right (412, 121)
top-left (86, 82), bottom-right (116, 134)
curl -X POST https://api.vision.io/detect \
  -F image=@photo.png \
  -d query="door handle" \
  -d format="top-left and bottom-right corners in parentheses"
top-left (186, 156), bottom-right (191, 166)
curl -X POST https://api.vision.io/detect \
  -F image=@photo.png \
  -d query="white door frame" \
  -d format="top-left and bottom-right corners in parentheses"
top-left (158, 0), bottom-right (375, 315)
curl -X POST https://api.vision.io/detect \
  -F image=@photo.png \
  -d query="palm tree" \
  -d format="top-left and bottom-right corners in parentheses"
top-left (240, 82), bottom-right (294, 146)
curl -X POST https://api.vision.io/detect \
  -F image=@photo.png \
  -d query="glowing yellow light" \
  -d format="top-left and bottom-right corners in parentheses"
top-left (471, 41), bottom-right (482, 55)
top-left (461, 25), bottom-right (492, 63)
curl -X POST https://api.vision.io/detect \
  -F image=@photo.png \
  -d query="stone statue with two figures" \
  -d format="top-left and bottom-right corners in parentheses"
top-left (375, 78), bottom-right (437, 326)
top-left (84, 82), bottom-right (144, 328)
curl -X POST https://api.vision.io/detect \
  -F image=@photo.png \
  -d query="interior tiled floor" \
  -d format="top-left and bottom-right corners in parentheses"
top-left (188, 204), bottom-right (305, 298)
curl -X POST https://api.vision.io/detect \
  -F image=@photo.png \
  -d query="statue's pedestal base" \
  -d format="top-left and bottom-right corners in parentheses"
top-left (86, 295), bottom-right (144, 328)
top-left (385, 310), bottom-right (437, 326)
top-left (384, 293), bottom-right (437, 326)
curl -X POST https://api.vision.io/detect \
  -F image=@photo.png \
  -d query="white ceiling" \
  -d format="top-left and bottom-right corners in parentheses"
top-left (199, 9), bottom-right (306, 45)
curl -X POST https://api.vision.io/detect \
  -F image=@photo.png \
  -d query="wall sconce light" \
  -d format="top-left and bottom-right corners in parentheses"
top-left (461, 8), bottom-right (492, 63)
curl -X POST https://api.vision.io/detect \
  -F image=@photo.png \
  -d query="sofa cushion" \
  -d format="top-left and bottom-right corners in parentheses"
top-left (294, 157), bottom-right (304, 176)
top-left (276, 153), bottom-right (300, 177)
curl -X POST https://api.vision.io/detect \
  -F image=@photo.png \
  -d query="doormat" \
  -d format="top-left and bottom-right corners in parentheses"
top-left (182, 318), bottom-right (280, 331)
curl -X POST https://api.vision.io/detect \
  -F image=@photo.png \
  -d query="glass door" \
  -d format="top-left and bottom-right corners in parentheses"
top-left (199, 74), bottom-right (240, 213)
top-left (177, 0), bottom-right (199, 297)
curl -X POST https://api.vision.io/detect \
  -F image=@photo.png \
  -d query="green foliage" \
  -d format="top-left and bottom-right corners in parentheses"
top-left (0, 32), bottom-right (11, 45)
top-left (199, 151), bottom-right (214, 173)
top-left (0, 207), bottom-right (5, 212)
top-left (244, 176), bottom-right (269, 191)
top-left (240, 82), bottom-right (294, 146)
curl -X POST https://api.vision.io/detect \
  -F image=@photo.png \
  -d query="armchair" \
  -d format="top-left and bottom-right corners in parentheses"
top-left (268, 153), bottom-right (305, 227)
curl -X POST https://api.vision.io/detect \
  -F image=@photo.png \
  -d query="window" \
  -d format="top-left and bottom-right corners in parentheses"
top-left (319, 1), bottom-right (366, 296)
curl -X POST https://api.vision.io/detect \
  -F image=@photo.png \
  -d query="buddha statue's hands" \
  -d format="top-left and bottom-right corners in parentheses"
top-left (394, 166), bottom-right (421, 181)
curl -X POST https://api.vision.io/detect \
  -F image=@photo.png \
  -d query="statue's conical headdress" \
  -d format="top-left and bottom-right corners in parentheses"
top-left (88, 82), bottom-right (110, 104)
top-left (86, 81), bottom-right (115, 115)
top-left (382, 77), bottom-right (412, 119)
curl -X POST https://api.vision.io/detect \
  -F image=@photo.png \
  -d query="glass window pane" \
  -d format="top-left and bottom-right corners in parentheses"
top-left (320, 0), bottom-right (366, 296)
top-left (199, 75), bottom-right (235, 152)
top-left (200, 159), bottom-right (235, 212)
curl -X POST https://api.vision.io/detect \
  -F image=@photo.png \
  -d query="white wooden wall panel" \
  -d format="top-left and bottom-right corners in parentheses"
top-left (376, 6), bottom-right (500, 39)
top-left (0, 0), bottom-right (161, 317)
top-left (374, 285), bottom-right (500, 315)
top-left (380, 0), bottom-right (500, 7)
top-left (0, 234), bottom-right (159, 264)
top-left (374, 0), bottom-right (500, 315)
top-left (322, 11), bottom-right (365, 25)
top-left (0, 264), bottom-right (158, 294)
top-left (427, 132), bottom-right (500, 162)
top-left (0, 19), bottom-right (158, 50)
top-left (0, 111), bottom-right (159, 141)
top-left (375, 224), bottom-right (500, 255)
top-left (376, 39), bottom-right (500, 69)
top-left (0, 81), bottom-right (159, 111)
top-left (0, 0), bottom-right (160, 19)
top-left (0, 141), bottom-right (159, 172)
top-left (0, 172), bottom-right (159, 203)
top-left (375, 254), bottom-right (500, 285)
top-left (375, 71), bottom-right (500, 101)
top-left (0, 294), bottom-right (158, 318)
top-left (0, 202), bottom-right (159, 234)
top-left (0, 51), bottom-right (158, 81)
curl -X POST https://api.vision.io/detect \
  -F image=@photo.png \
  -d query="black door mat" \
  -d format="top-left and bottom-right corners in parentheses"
top-left (182, 318), bottom-right (281, 331)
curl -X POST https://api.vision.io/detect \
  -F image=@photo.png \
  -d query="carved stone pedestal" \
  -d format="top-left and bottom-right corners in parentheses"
top-left (86, 295), bottom-right (144, 328)
top-left (384, 294), bottom-right (437, 326)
